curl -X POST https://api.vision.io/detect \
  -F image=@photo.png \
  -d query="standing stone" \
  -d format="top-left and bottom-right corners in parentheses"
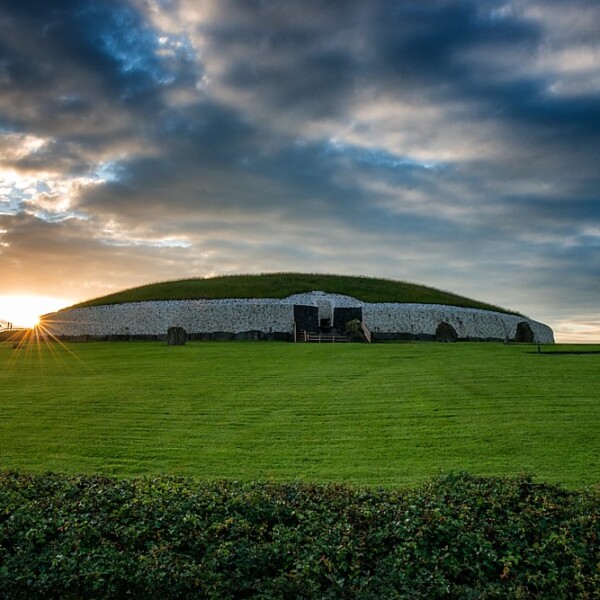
top-left (167, 327), bottom-right (187, 346)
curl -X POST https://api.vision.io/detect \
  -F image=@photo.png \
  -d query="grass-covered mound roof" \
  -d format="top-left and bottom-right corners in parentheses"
top-left (68, 273), bottom-right (520, 315)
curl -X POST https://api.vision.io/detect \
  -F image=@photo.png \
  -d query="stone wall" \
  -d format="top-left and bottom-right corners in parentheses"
top-left (42, 299), bottom-right (294, 338)
top-left (363, 303), bottom-right (553, 342)
top-left (41, 292), bottom-right (555, 343)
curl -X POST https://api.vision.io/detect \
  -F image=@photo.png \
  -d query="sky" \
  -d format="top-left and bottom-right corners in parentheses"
top-left (0, 0), bottom-right (599, 339)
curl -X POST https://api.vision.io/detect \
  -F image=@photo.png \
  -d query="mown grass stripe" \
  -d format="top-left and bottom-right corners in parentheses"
top-left (0, 341), bottom-right (598, 487)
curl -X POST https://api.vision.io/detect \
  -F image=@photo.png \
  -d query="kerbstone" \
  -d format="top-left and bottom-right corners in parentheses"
top-left (167, 327), bottom-right (186, 346)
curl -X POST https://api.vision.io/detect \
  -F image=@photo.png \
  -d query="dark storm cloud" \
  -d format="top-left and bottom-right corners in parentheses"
top-left (1, 0), bottom-right (600, 339)
top-left (202, 0), bottom-right (537, 115)
top-left (79, 111), bottom-right (453, 239)
top-left (1, 0), bottom-right (164, 95)
top-left (373, 1), bottom-right (537, 85)
top-left (189, 0), bottom-right (600, 235)
top-left (0, 0), bottom-right (196, 150)
top-left (207, 2), bottom-right (600, 134)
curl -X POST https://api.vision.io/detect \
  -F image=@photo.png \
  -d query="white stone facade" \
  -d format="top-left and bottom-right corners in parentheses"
top-left (362, 303), bottom-right (552, 341)
top-left (41, 291), bottom-right (554, 343)
top-left (42, 299), bottom-right (294, 337)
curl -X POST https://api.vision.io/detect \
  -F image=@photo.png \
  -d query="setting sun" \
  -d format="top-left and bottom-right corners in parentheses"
top-left (0, 295), bottom-right (72, 329)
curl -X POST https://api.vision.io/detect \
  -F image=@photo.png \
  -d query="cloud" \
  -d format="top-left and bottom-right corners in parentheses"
top-left (0, 0), bottom-right (599, 339)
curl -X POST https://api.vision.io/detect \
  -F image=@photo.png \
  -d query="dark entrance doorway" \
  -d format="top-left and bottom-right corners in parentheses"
top-left (514, 321), bottom-right (534, 342)
top-left (294, 305), bottom-right (318, 333)
top-left (320, 318), bottom-right (331, 333)
top-left (435, 321), bottom-right (458, 342)
top-left (333, 307), bottom-right (363, 332)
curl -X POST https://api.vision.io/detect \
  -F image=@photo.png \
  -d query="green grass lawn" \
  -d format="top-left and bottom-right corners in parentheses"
top-left (0, 340), bottom-right (598, 487)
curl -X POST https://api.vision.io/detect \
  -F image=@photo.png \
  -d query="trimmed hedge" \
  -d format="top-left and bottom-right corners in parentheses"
top-left (0, 472), bottom-right (597, 598)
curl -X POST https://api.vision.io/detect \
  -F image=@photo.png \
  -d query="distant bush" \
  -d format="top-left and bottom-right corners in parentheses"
top-left (0, 471), bottom-right (597, 598)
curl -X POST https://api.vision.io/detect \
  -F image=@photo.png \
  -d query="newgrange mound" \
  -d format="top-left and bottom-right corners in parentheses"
top-left (41, 273), bottom-right (554, 343)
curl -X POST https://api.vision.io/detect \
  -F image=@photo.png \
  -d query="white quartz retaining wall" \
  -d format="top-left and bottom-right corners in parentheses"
top-left (42, 292), bottom-right (554, 343)
top-left (43, 300), bottom-right (294, 337)
top-left (362, 304), bottom-right (553, 342)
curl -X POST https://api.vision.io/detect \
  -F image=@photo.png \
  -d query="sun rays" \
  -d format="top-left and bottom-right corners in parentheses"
top-left (0, 295), bottom-right (73, 330)
top-left (0, 319), bottom-right (91, 378)
top-left (0, 294), bottom-right (92, 375)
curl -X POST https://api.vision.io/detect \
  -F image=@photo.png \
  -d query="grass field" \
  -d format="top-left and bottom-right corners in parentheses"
top-left (1, 340), bottom-right (598, 487)
top-left (68, 272), bottom-right (522, 315)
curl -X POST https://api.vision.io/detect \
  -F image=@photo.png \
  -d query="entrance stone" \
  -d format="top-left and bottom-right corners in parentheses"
top-left (167, 326), bottom-right (187, 345)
